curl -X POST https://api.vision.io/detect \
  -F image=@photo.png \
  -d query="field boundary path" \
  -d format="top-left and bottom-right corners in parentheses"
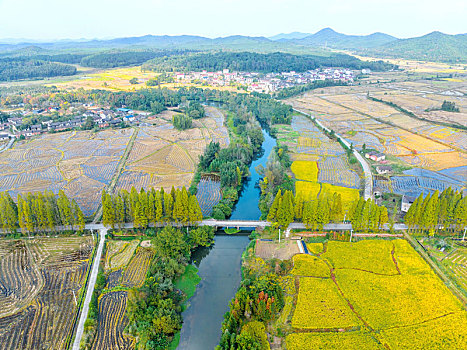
top-left (72, 227), bottom-right (107, 350)
top-left (92, 128), bottom-right (139, 223)
top-left (292, 108), bottom-right (373, 200)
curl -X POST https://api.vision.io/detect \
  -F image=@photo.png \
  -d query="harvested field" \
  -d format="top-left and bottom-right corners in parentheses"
top-left (91, 291), bottom-right (134, 350)
top-left (116, 107), bottom-right (229, 192)
top-left (0, 129), bottom-right (133, 216)
top-left (286, 86), bottom-right (467, 175)
top-left (0, 236), bottom-right (93, 350)
top-left (255, 239), bottom-right (300, 260)
top-left (91, 239), bottom-right (154, 350)
top-left (196, 175), bottom-right (222, 217)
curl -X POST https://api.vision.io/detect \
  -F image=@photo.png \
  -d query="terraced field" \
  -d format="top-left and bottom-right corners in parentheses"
top-left (196, 175), bottom-right (222, 216)
top-left (0, 129), bottom-right (133, 216)
top-left (281, 239), bottom-right (467, 349)
top-left (0, 236), bottom-right (93, 350)
top-left (287, 90), bottom-right (467, 172)
top-left (116, 106), bottom-right (229, 192)
top-left (90, 239), bottom-right (155, 350)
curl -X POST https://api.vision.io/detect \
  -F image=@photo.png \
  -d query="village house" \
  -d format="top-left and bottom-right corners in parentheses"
top-left (376, 165), bottom-right (393, 175)
top-left (0, 133), bottom-right (9, 141)
top-left (365, 151), bottom-right (386, 162)
top-left (401, 195), bottom-right (417, 213)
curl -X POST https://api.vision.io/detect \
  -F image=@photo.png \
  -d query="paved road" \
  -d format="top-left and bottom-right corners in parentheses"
top-left (72, 228), bottom-right (107, 350)
top-left (0, 136), bottom-right (15, 153)
top-left (292, 108), bottom-right (373, 200)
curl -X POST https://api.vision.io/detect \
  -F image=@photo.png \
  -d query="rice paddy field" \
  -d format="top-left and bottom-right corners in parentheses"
top-left (90, 238), bottom-right (155, 350)
top-left (0, 236), bottom-right (94, 350)
top-left (116, 106), bottom-right (229, 193)
top-left (273, 114), bottom-right (361, 206)
top-left (286, 80), bottom-right (467, 197)
top-left (279, 239), bottom-right (467, 349)
top-left (0, 129), bottom-right (133, 216)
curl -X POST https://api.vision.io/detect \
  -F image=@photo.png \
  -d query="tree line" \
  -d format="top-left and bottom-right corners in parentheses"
top-left (0, 190), bottom-right (84, 234)
top-left (405, 188), bottom-right (466, 235)
top-left (101, 186), bottom-right (203, 228)
top-left (142, 51), bottom-right (395, 73)
top-left (267, 190), bottom-right (389, 231)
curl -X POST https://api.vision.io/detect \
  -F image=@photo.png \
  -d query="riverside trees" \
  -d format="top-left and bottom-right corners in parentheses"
top-left (101, 186), bottom-right (203, 229)
top-left (0, 189), bottom-right (85, 234)
top-left (266, 190), bottom-right (389, 231)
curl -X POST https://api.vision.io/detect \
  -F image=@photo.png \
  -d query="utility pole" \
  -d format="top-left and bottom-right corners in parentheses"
top-left (279, 228), bottom-right (281, 243)
top-left (462, 227), bottom-right (466, 242)
top-left (350, 229), bottom-right (354, 242)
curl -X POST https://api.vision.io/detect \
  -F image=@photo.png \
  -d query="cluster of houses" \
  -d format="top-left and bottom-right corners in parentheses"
top-left (0, 105), bottom-right (150, 139)
top-left (174, 68), bottom-right (355, 93)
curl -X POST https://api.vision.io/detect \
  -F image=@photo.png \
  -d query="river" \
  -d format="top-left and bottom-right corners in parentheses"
top-left (177, 129), bottom-right (276, 349)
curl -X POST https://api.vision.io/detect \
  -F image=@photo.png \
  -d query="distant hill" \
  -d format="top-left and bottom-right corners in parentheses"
top-left (364, 31), bottom-right (467, 63)
top-left (269, 32), bottom-right (311, 41)
top-left (289, 28), bottom-right (398, 49)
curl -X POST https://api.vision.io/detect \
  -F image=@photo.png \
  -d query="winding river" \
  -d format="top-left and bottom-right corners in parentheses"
top-left (177, 129), bottom-right (276, 349)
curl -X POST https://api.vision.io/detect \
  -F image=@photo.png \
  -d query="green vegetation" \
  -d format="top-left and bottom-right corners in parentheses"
top-left (102, 186), bottom-right (203, 228)
top-left (126, 225), bottom-right (214, 349)
top-left (0, 58), bottom-right (77, 81)
top-left (143, 51), bottom-right (395, 73)
top-left (266, 190), bottom-right (388, 231)
top-left (441, 100), bottom-right (460, 112)
top-left (175, 264), bottom-right (202, 305)
top-left (0, 189), bottom-right (84, 234)
top-left (405, 188), bottom-right (466, 235)
top-left (274, 79), bottom-right (346, 99)
top-left (172, 113), bottom-right (192, 130)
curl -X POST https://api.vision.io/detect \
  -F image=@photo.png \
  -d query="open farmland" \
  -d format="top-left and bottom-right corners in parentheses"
top-left (0, 236), bottom-right (93, 350)
top-left (89, 238), bottom-right (155, 350)
top-left (286, 83), bottom-right (467, 198)
top-left (0, 129), bottom-right (133, 216)
top-left (280, 239), bottom-right (467, 349)
top-left (273, 114), bottom-right (361, 206)
top-left (196, 175), bottom-right (222, 217)
top-left (116, 106), bottom-right (229, 193)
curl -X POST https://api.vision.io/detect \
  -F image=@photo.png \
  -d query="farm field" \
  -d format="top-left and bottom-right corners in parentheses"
top-left (280, 239), bottom-right (467, 349)
top-left (196, 175), bottom-right (222, 217)
top-left (0, 236), bottom-right (94, 350)
top-left (116, 106), bottom-right (229, 193)
top-left (0, 128), bottom-right (133, 216)
top-left (274, 114), bottom-right (361, 206)
top-left (286, 83), bottom-right (467, 198)
top-left (90, 238), bottom-right (155, 350)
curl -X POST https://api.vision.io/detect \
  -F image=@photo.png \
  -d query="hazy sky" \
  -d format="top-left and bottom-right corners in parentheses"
top-left (0, 0), bottom-right (466, 41)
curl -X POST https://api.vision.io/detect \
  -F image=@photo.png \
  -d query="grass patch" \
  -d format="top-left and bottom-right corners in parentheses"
top-left (175, 264), bottom-right (202, 306)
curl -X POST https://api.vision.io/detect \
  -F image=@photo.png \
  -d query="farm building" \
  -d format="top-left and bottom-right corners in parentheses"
top-left (401, 195), bottom-right (417, 212)
top-left (366, 151), bottom-right (386, 162)
top-left (376, 165), bottom-right (393, 175)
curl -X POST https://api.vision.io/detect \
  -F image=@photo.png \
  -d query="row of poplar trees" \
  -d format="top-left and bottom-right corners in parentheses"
top-left (267, 190), bottom-right (388, 231)
top-left (405, 188), bottom-right (467, 235)
top-left (101, 186), bottom-right (203, 229)
top-left (0, 190), bottom-right (85, 234)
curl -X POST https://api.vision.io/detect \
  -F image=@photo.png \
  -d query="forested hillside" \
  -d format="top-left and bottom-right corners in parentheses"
top-left (0, 58), bottom-right (77, 81)
top-left (142, 51), bottom-right (394, 72)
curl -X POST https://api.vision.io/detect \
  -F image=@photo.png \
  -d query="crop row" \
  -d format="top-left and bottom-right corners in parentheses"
top-left (121, 248), bottom-right (154, 288)
top-left (318, 157), bottom-right (360, 189)
top-left (92, 291), bottom-right (134, 350)
top-left (196, 177), bottom-right (222, 217)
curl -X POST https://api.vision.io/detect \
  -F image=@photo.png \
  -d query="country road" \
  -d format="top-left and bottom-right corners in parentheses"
top-left (72, 227), bottom-right (107, 350)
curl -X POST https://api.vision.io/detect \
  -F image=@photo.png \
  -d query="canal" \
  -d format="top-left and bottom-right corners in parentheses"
top-left (177, 129), bottom-right (276, 349)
